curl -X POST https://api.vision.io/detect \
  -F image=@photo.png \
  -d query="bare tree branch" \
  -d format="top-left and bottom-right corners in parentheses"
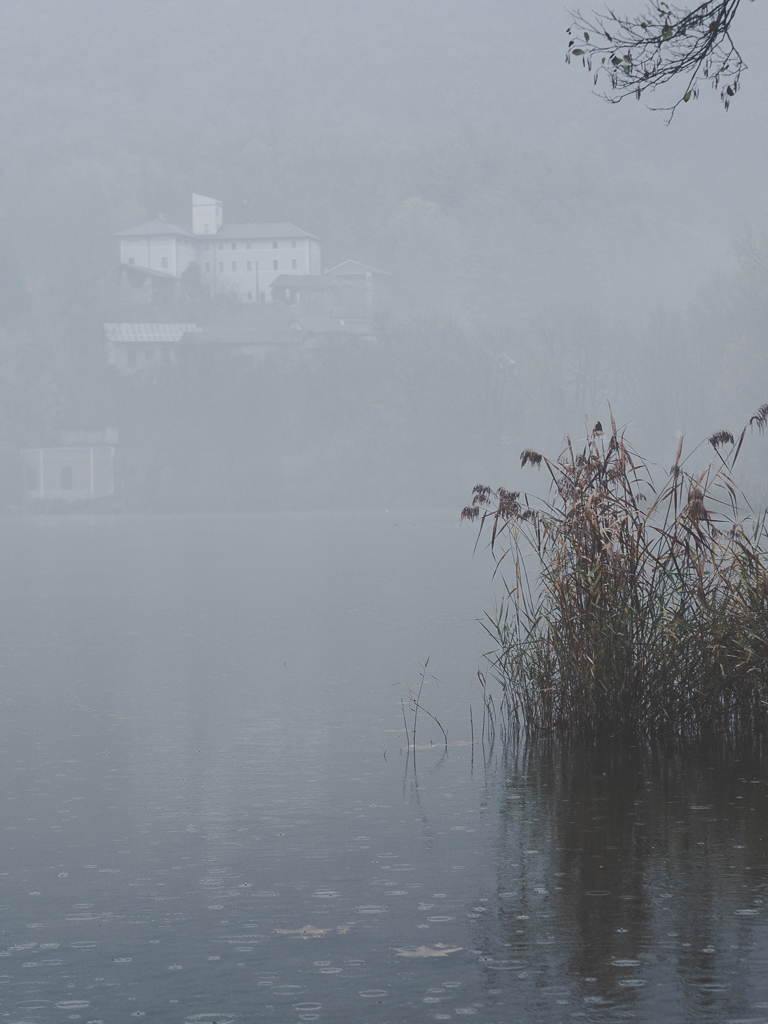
top-left (567, 0), bottom-right (750, 120)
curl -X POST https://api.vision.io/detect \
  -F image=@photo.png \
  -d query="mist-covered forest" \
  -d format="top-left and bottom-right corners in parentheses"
top-left (1, 0), bottom-right (768, 509)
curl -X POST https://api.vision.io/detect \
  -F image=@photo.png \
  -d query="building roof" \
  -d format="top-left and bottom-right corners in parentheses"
top-left (193, 327), bottom-right (304, 346)
top-left (103, 322), bottom-right (304, 348)
top-left (325, 259), bottom-right (392, 277)
top-left (104, 323), bottom-right (202, 343)
top-left (116, 217), bottom-right (319, 242)
top-left (119, 263), bottom-right (182, 281)
top-left (294, 315), bottom-right (377, 336)
top-left (192, 193), bottom-right (220, 207)
top-left (215, 222), bottom-right (320, 241)
top-left (271, 274), bottom-right (338, 291)
top-left (115, 219), bottom-right (194, 238)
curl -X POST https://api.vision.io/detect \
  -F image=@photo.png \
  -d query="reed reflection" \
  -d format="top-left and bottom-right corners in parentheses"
top-left (473, 738), bottom-right (768, 1021)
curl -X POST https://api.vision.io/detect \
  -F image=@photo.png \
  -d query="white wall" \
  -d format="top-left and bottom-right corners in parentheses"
top-left (192, 194), bottom-right (224, 236)
top-left (199, 236), bottom-right (318, 302)
top-left (309, 239), bottom-right (321, 275)
top-left (120, 235), bottom-right (195, 277)
top-left (121, 230), bottom-right (320, 300)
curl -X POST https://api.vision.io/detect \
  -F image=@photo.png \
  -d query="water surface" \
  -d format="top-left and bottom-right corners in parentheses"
top-left (0, 511), bottom-right (765, 1023)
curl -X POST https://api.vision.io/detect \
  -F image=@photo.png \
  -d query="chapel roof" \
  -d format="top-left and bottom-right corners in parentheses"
top-left (115, 219), bottom-right (194, 238)
top-left (214, 222), bottom-right (320, 241)
top-left (325, 259), bottom-right (392, 277)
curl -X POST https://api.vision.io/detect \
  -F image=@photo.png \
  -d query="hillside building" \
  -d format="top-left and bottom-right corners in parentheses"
top-left (117, 194), bottom-right (321, 303)
top-left (21, 430), bottom-right (118, 503)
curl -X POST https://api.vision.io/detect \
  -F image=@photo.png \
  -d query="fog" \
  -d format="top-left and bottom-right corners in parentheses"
top-left (1, 0), bottom-right (768, 506)
top-left (4, 7), bottom-right (768, 1021)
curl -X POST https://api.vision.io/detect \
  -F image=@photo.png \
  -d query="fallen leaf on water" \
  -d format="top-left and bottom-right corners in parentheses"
top-left (273, 925), bottom-right (349, 939)
top-left (394, 943), bottom-right (464, 957)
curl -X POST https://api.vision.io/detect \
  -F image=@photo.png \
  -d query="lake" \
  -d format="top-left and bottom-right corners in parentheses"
top-left (0, 510), bottom-right (766, 1023)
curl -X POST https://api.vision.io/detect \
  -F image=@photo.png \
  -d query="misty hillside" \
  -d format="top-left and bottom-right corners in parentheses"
top-left (0, 0), bottom-right (765, 509)
top-left (0, 0), bottom-right (765, 318)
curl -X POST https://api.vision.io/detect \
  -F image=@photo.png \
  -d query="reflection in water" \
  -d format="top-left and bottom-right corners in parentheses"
top-left (472, 738), bottom-right (768, 1020)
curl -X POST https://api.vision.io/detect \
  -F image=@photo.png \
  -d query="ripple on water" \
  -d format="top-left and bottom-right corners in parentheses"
top-left (184, 1016), bottom-right (235, 1024)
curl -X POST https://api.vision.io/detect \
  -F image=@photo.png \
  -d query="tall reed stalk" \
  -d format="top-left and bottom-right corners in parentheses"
top-left (463, 407), bottom-right (768, 736)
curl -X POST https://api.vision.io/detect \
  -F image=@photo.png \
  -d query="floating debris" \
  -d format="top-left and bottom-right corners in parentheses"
top-left (394, 943), bottom-right (463, 958)
top-left (273, 925), bottom-right (349, 939)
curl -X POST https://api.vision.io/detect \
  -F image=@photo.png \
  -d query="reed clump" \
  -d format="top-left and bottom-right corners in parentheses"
top-left (463, 407), bottom-right (768, 736)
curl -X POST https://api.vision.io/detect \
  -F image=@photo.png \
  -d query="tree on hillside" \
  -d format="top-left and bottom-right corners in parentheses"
top-left (567, 0), bottom-right (748, 118)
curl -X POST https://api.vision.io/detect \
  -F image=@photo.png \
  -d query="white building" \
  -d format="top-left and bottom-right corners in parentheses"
top-left (21, 431), bottom-right (118, 503)
top-left (117, 194), bottom-right (322, 303)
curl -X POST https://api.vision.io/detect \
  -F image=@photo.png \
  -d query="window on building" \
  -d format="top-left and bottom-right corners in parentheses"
top-left (218, 243), bottom-right (223, 250)
top-left (25, 466), bottom-right (37, 491)
top-left (247, 292), bottom-right (253, 300)
top-left (291, 259), bottom-right (297, 270)
top-left (231, 242), bottom-right (236, 250)
top-left (273, 260), bottom-right (278, 271)
top-left (272, 241), bottom-right (278, 249)
top-left (61, 466), bottom-right (73, 491)
top-left (128, 258), bottom-right (135, 265)
top-left (205, 243), bottom-right (211, 250)
top-left (246, 241), bottom-right (251, 249)
top-left (161, 257), bottom-right (168, 269)
top-left (291, 240), bottom-right (297, 248)
top-left (219, 262), bottom-right (224, 272)
top-left (232, 262), bottom-right (237, 272)
top-left (246, 261), bottom-right (252, 271)
top-left (205, 262), bottom-right (210, 272)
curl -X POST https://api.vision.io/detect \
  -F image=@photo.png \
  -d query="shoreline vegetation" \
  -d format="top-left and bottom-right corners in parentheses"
top-left (463, 406), bottom-right (768, 738)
